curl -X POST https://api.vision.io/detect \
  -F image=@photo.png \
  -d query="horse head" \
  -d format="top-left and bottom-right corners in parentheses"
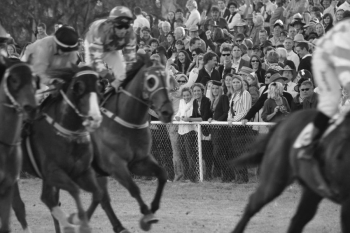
top-left (141, 59), bottom-right (174, 123)
top-left (47, 65), bottom-right (102, 132)
top-left (0, 56), bottom-right (38, 118)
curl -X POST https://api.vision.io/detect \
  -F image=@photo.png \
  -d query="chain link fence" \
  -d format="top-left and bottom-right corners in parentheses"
top-left (150, 121), bottom-right (275, 183)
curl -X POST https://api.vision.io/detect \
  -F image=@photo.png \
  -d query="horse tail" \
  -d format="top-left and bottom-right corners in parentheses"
top-left (229, 122), bottom-right (282, 168)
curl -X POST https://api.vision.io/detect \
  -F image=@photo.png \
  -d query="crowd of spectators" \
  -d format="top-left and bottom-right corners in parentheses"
top-left (1, 0), bottom-right (350, 183)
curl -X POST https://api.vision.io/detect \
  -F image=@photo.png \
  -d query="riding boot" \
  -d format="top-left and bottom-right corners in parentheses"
top-left (298, 112), bottom-right (333, 197)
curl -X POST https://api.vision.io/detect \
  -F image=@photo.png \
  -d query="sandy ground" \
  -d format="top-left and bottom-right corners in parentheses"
top-left (10, 178), bottom-right (341, 233)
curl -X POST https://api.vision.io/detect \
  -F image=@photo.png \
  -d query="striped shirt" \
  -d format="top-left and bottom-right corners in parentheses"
top-left (228, 90), bottom-right (252, 122)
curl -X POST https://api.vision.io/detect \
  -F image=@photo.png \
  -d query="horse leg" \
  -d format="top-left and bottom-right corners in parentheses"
top-left (42, 169), bottom-right (90, 233)
top-left (340, 198), bottom-right (350, 232)
top-left (286, 187), bottom-right (323, 233)
top-left (0, 184), bottom-right (14, 233)
top-left (85, 176), bottom-right (129, 233)
top-left (111, 163), bottom-right (155, 231)
top-left (130, 156), bottom-right (167, 214)
top-left (12, 182), bottom-right (34, 233)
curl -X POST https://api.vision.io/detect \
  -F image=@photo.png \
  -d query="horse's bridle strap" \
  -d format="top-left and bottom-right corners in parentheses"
top-left (100, 107), bottom-right (149, 129)
top-left (43, 113), bottom-right (90, 139)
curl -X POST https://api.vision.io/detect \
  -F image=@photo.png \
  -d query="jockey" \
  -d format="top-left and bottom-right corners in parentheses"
top-left (22, 26), bottom-right (80, 86)
top-left (84, 6), bottom-right (136, 90)
top-left (298, 19), bottom-right (350, 194)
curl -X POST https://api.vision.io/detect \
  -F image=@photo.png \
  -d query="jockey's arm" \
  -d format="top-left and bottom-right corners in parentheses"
top-left (123, 30), bottom-right (137, 72)
top-left (25, 45), bottom-right (51, 86)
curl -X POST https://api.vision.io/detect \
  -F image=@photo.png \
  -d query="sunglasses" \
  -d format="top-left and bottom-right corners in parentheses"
top-left (251, 60), bottom-right (259, 63)
top-left (116, 24), bottom-right (130, 30)
top-left (300, 88), bottom-right (310, 91)
top-left (236, 39), bottom-right (243, 42)
top-left (177, 80), bottom-right (187, 83)
top-left (265, 75), bottom-right (271, 79)
top-left (222, 54), bottom-right (231, 56)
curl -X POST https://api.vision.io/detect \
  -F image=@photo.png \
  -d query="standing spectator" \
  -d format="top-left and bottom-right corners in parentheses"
top-left (176, 50), bottom-right (192, 74)
top-left (323, 0), bottom-right (337, 21)
top-left (158, 21), bottom-right (171, 44)
top-left (174, 27), bottom-right (190, 49)
top-left (186, 37), bottom-right (201, 59)
top-left (196, 51), bottom-right (221, 85)
top-left (205, 6), bottom-right (229, 29)
top-left (276, 47), bottom-right (297, 71)
top-left (226, 2), bottom-right (242, 30)
top-left (279, 30), bottom-right (287, 44)
top-left (174, 87), bottom-right (196, 182)
top-left (218, 0), bottom-right (231, 18)
top-left (36, 23), bottom-right (48, 40)
top-left (140, 27), bottom-right (152, 45)
top-left (145, 14), bottom-right (160, 39)
top-left (262, 82), bottom-right (291, 122)
top-left (260, 0), bottom-right (277, 34)
top-left (281, 65), bottom-right (298, 97)
top-left (284, 37), bottom-right (300, 69)
top-left (218, 47), bottom-right (234, 78)
top-left (185, 0), bottom-right (201, 29)
top-left (208, 80), bottom-right (231, 182)
top-left (228, 75), bottom-right (252, 183)
top-left (223, 73), bottom-right (234, 98)
top-left (249, 54), bottom-right (266, 84)
top-left (315, 23), bottom-right (325, 37)
top-left (284, 0), bottom-right (308, 25)
top-left (166, 11), bottom-right (176, 31)
top-left (247, 14), bottom-right (265, 45)
top-left (187, 48), bottom-right (204, 74)
top-left (270, 0), bottom-right (285, 32)
top-left (231, 44), bottom-right (251, 73)
top-left (295, 41), bottom-right (313, 74)
top-left (288, 26), bottom-right (297, 40)
top-left (134, 7), bottom-right (150, 29)
top-left (188, 25), bottom-right (207, 52)
top-left (322, 13), bottom-right (334, 32)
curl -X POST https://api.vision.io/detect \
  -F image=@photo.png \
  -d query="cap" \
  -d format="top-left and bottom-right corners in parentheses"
top-left (298, 69), bottom-right (313, 80)
top-left (54, 26), bottom-right (79, 51)
top-left (270, 73), bottom-right (288, 82)
top-left (211, 80), bottom-right (222, 86)
top-left (273, 19), bottom-right (284, 28)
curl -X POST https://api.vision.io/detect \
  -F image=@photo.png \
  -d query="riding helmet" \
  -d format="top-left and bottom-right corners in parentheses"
top-left (54, 26), bottom-right (79, 52)
top-left (108, 6), bottom-right (133, 24)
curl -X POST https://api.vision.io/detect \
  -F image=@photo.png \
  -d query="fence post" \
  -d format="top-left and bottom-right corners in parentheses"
top-left (197, 123), bottom-right (203, 182)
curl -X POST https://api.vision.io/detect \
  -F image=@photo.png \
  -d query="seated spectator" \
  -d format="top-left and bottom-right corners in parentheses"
top-left (322, 13), bottom-right (334, 33)
top-left (176, 50), bottom-right (191, 74)
top-left (291, 79), bottom-right (318, 112)
top-left (140, 26), bottom-right (152, 45)
top-left (262, 82), bottom-right (291, 122)
top-left (164, 32), bottom-right (176, 58)
top-left (249, 54), bottom-right (266, 84)
top-left (174, 87), bottom-right (196, 182)
top-left (227, 75), bottom-right (252, 183)
top-left (149, 38), bottom-right (159, 54)
top-left (223, 73), bottom-right (234, 98)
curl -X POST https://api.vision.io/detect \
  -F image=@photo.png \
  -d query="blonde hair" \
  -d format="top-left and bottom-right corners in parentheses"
top-left (315, 23), bottom-right (325, 37)
top-left (267, 82), bottom-right (284, 99)
top-left (232, 75), bottom-right (244, 97)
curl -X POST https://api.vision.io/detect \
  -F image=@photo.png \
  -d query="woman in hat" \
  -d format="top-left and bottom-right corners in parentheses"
top-left (208, 80), bottom-right (232, 182)
top-left (261, 82), bottom-right (291, 122)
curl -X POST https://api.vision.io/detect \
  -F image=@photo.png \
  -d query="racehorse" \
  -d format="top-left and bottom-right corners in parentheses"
top-left (0, 57), bottom-right (37, 233)
top-left (15, 65), bottom-right (103, 233)
top-left (64, 55), bottom-right (174, 233)
top-left (230, 109), bottom-right (350, 233)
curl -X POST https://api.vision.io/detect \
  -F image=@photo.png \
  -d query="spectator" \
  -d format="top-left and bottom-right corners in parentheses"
top-left (238, 66), bottom-right (254, 80)
top-left (247, 14), bottom-right (265, 45)
top-left (164, 32), bottom-right (176, 58)
top-left (174, 87), bottom-right (196, 182)
top-left (244, 39), bottom-right (254, 58)
top-left (187, 48), bottom-right (204, 75)
top-left (6, 44), bottom-right (16, 56)
top-left (284, 37), bottom-right (300, 69)
top-left (251, 44), bottom-right (263, 58)
top-left (260, 0), bottom-right (277, 34)
top-left (285, 0), bottom-right (308, 26)
top-left (218, 0), bottom-right (231, 18)
top-left (166, 11), bottom-right (176, 30)
top-left (54, 22), bottom-right (63, 33)
top-left (323, 0), bottom-right (337, 21)
top-left (228, 75), bottom-right (252, 183)
top-left (231, 43), bottom-right (250, 73)
top-left (295, 41), bottom-right (313, 74)
top-left (246, 74), bottom-right (260, 105)
top-left (223, 73), bottom-right (234, 98)
top-left (36, 23), bottom-right (48, 40)
top-left (315, 23), bottom-right (325, 37)
top-left (149, 38), bottom-right (159, 54)
top-left (145, 14), bottom-right (160, 38)
top-left (291, 79), bottom-right (318, 111)
top-left (280, 65), bottom-right (298, 97)
top-left (270, 20), bottom-right (284, 47)
top-left (154, 46), bottom-right (168, 66)
top-left (336, 9), bottom-right (345, 22)
top-left (175, 9), bottom-right (187, 25)
top-left (337, 0), bottom-right (350, 12)
top-left (158, 21), bottom-right (171, 44)
top-left (258, 29), bottom-right (268, 45)
top-left (196, 51), bottom-right (221, 85)
top-left (288, 26), bottom-right (297, 40)
top-left (176, 50), bottom-right (191, 74)
top-left (187, 37), bottom-right (201, 58)
top-left (322, 13), bottom-right (334, 32)
top-left (218, 47), bottom-right (234, 78)
top-left (226, 2), bottom-right (242, 30)
top-left (275, 47), bottom-right (297, 72)
top-left (208, 80), bottom-right (231, 182)
top-left (249, 54), bottom-right (266, 84)
top-left (279, 30), bottom-right (287, 44)
top-left (188, 25), bottom-right (207, 52)
top-left (262, 81), bottom-right (291, 122)
top-left (205, 6), bottom-right (229, 29)
top-left (239, 43), bottom-right (250, 62)
top-left (140, 27), bottom-right (152, 45)
top-left (187, 52), bottom-right (204, 85)
top-left (270, 0), bottom-right (285, 32)
top-left (265, 50), bottom-right (284, 71)
top-left (134, 7), bottom-right (150, 29)
top-left (185, 0), bottom-right (201, 29)
top-left (174, 27), bottom-right (190, 49)
top-left (290, 14), bottom-right (306, 33)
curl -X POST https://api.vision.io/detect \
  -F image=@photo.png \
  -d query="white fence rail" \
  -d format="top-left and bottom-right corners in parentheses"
top-left (149, 121), bottom-right (275, 183)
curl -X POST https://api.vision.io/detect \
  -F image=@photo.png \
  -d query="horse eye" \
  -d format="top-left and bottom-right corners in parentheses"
top-left (146, 74), bottom-right (159, 92)
top-left (148, 78), bottom-right (156, 88)
top-left (73, 80), bottom-right (86, 95)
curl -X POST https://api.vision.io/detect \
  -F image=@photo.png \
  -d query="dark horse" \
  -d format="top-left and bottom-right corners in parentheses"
top-left (65, 55), bottom-right (174, 233)
top-left (0, 57), bottom-right (37, 233)
top-left (14, 66), bottom-right (103, 233)
top-left (231, 109), bottom-right (350, 233)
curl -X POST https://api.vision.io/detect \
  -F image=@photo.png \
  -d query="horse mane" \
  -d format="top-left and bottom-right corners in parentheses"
top-left (0, 56), bottom-right (23, 83)
top-left (121, 54), bottom-right (153, 88)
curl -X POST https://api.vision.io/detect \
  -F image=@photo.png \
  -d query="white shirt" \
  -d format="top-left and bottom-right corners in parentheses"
top-left (133, 15), bottom-right (150, 29)
top-left (228, 90), bottom-right (252, 121)
top-left (174, 99), bottom-right (196, 135)
top-left (260, 1), bottom-right (277, 25)
top-left (239, 4), bottom-right (254, 16)
top-left (185, 9), bottom-right (201, 29)
top-left (286, 50), bottom-right (300, 70)
top-left (338, 1), bottom-right (350, 11)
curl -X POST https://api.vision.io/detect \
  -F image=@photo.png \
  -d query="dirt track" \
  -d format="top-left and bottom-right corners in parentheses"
top-left (11, 178), bottom-right (340, 233)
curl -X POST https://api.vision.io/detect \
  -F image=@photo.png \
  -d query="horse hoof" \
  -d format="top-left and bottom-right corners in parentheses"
top-left (139, 214), bottom-right (159, 231)
top-left (67, 213), bottom-right (81, 225)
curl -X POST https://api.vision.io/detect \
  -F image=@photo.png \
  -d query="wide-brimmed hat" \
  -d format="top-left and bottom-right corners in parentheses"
top-left (211, 80), bottom-right (222, 86)
top-left (280, 64), bottom-right (297, 77)
top-left (293, 34), bottom-right (307, 43)
top-left (270, 73), bottom-right (288, 82)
